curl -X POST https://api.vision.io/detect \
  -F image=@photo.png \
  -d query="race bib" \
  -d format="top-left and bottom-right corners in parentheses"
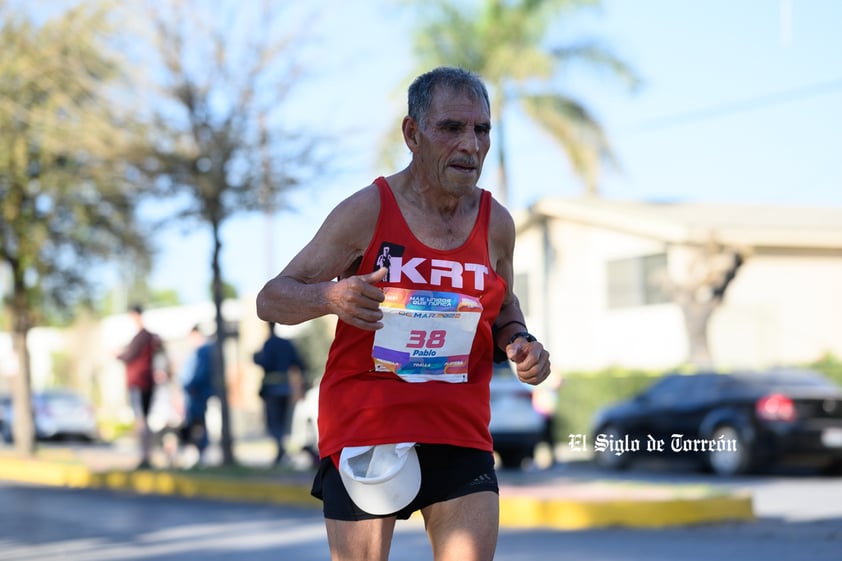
top-left (372, 288), bottom-right (482, 383)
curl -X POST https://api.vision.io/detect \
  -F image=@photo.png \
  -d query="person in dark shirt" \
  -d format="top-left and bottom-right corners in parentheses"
top-left (253, 322), bottom-right (305, 465)
top-left (178, 325), bottom-right (215, 467)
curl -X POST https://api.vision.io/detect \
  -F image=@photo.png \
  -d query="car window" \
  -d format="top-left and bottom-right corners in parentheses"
top-left (687, 374), bottom-right (732, 402)
top-left (48, 392), bottom-right (84, 405)
top-left (641, 373), bottom-right (731, 406)
top-left (733, 369), bottom-right (839, 393)
top-left (642, 375), bottom-right (688, 406)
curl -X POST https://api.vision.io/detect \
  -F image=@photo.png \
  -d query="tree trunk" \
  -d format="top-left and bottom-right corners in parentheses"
top-left (679, 299), bottom-right (716, 370)
top-left (493, 86), bottom-right (508, 206)
top-left (496, 115), bottom-right (508, 207)
top-left (10, 288), bottom-right (35, 456)
top-left (210, 219), bottom-right (235, 466)
top-left (670, 247), bottom-right (744, 370)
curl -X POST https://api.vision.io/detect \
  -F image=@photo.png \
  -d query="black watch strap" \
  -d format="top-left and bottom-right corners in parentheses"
top-left (508, 331), bottom-right (537, 345)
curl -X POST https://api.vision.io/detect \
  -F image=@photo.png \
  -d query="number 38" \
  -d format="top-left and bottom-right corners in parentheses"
top-left (407, 330), bottom-right (446, 349)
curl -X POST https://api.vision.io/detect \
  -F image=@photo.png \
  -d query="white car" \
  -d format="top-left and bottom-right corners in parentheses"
top-left (2, 389), bottom-right (99, 443)
top-left (288, 383), bottom-right (321, 465)
top-left (489, 362), bottom-right (546, 468)
top-left (289, 363), bottom-right (546, 470)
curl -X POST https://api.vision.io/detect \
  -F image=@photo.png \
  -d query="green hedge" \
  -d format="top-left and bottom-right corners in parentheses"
top-left (552, 368), bottom-right (662, 442)
top-left (806, 353), bottom-right (842, 388)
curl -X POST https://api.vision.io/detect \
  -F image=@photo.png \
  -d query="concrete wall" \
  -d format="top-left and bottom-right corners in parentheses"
top-left (515, 218), bottom-right (842, 372)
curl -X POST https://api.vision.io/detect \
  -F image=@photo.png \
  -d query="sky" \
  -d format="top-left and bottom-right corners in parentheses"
top-left (145, 0), bottom-right (842, 306)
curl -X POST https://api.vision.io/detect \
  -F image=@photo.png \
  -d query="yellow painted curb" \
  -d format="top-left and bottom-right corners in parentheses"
top-left (0, 457), bottom-right (754, 529)
top-left (0, 457), bottom-right (317, 507)
top-left (499, 493), bottom-right (754, 529)
top-left (88, 469), bottom-right (319, 507)
top-left (0, 457), bottom-right (93, 488)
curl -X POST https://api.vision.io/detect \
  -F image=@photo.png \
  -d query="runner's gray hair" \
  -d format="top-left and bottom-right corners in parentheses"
top-left (408, 67), bottom-right (490, 127)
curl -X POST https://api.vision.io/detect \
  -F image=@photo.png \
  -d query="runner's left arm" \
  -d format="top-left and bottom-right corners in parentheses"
top-left (488, 200), bottom-right (551, 386)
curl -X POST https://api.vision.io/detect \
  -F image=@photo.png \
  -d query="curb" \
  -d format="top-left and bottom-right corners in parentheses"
top-left (0, 457), bottom-right (317, 507)
top-left (0, 457), bottom-right (754, 529)
top-left (498, 492), bottom-right (754, 530)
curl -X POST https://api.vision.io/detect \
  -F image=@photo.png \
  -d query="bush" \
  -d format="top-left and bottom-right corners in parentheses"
top-left (97, 418), bottom-right (134, 442)
top-left (805, 353), bottom-right (842, 387)
top-left (552, 367), bottom-right (662, 442)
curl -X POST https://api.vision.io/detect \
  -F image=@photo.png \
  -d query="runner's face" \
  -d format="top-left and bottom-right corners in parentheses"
top-left (413, 87), bottom-right (491, 196)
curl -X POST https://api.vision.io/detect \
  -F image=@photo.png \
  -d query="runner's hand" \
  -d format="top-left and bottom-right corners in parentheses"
top-left (328, 267), bottom-right (387, 330)
top-left (507, 338), bottom-right (551, 386)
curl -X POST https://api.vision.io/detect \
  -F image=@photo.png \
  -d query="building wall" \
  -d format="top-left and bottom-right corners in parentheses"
top-left (515, 218), bottom-right (842, 373)
top-left (515, 218), bottom-right (685, 371)
top-left (711, 251), bottom-right (842, 368)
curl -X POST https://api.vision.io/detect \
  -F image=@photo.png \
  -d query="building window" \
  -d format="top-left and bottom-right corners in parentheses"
top-left (606, 253), bottom-right (669, 309)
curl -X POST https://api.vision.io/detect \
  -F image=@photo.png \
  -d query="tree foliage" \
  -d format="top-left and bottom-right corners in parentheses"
top-left (134, 0), bottom-right (327, 226)
top-left (0, 1), bottom-right (150, 324)
top-left (403, 0), bottom-right (638, 202)
top-left (0, 0), bottom-right (151, 454)
top-left (131, 0), bottom-right (330, 464)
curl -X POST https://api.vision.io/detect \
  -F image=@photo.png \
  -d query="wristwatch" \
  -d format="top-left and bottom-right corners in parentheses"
top-left (508, 331), bottom-right (537, 345)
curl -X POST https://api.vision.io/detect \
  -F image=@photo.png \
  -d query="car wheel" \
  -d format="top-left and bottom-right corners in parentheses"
top-left (592, 424), bottom-right (630, 471)
top-left (707, 424), bottom-right (751, 476)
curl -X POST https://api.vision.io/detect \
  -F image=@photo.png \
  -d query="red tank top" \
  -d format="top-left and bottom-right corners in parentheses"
top-left (318, 177), bottom-right (507, 458)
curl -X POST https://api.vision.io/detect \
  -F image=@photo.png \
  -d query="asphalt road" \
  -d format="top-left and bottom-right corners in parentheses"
top-left (1, 479), bottom-right (841, 561)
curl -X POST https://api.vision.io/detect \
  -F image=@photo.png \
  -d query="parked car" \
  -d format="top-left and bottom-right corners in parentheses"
top-left (288, 363), bottom-right (547, 470)
top-left (489, 362), bottom-right (546, 468)
top-left (590, 368), bottom-right (842, 476)
top-left (2, 389), bottom-right (99, 443)
top-left (288, 381), bottom-right (321, 464)
top-left (0, 394), bottom-right (10, 440)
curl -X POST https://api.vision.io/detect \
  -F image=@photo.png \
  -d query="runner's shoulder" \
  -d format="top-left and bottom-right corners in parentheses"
top-left (331, 183), bottom-right (381, 222)
top-left (318, 183), bottom-right (381, 251)
top-left (488, 196), bottom-right (515, 245)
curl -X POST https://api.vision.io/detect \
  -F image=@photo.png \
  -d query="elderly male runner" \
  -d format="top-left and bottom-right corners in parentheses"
top-left (257, 66), bottom-right (552, 561)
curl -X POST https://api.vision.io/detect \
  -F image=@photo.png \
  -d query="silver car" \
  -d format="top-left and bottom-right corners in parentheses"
top-left (489, 362), bottom-right (546, 468)
top-left (2, 389), bottom-right (99, 443)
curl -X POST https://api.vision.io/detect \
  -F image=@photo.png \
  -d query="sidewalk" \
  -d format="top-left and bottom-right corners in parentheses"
top-left (0, 439), bottom-right (754, 530)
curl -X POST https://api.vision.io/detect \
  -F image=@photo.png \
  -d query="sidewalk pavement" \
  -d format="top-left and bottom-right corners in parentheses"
top-left (0, 439), bottom-right (754, 530)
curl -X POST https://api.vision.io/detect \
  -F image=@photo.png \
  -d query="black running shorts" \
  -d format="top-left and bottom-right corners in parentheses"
top-left (311, 443), bottom-right (499, 521)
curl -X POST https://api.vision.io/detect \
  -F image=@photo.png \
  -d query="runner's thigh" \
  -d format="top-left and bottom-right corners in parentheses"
top-left (325, 517), bottom-right (397, 561)
top-left (422, 491), bottom-right (499, 561)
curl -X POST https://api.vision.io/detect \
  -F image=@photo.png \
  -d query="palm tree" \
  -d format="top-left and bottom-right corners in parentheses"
top-left (405, 0), bottom-right (638, 204)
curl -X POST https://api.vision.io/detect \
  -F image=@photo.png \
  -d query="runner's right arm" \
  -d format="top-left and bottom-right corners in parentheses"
top-left (256, 185), bottom-right (387, 330)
